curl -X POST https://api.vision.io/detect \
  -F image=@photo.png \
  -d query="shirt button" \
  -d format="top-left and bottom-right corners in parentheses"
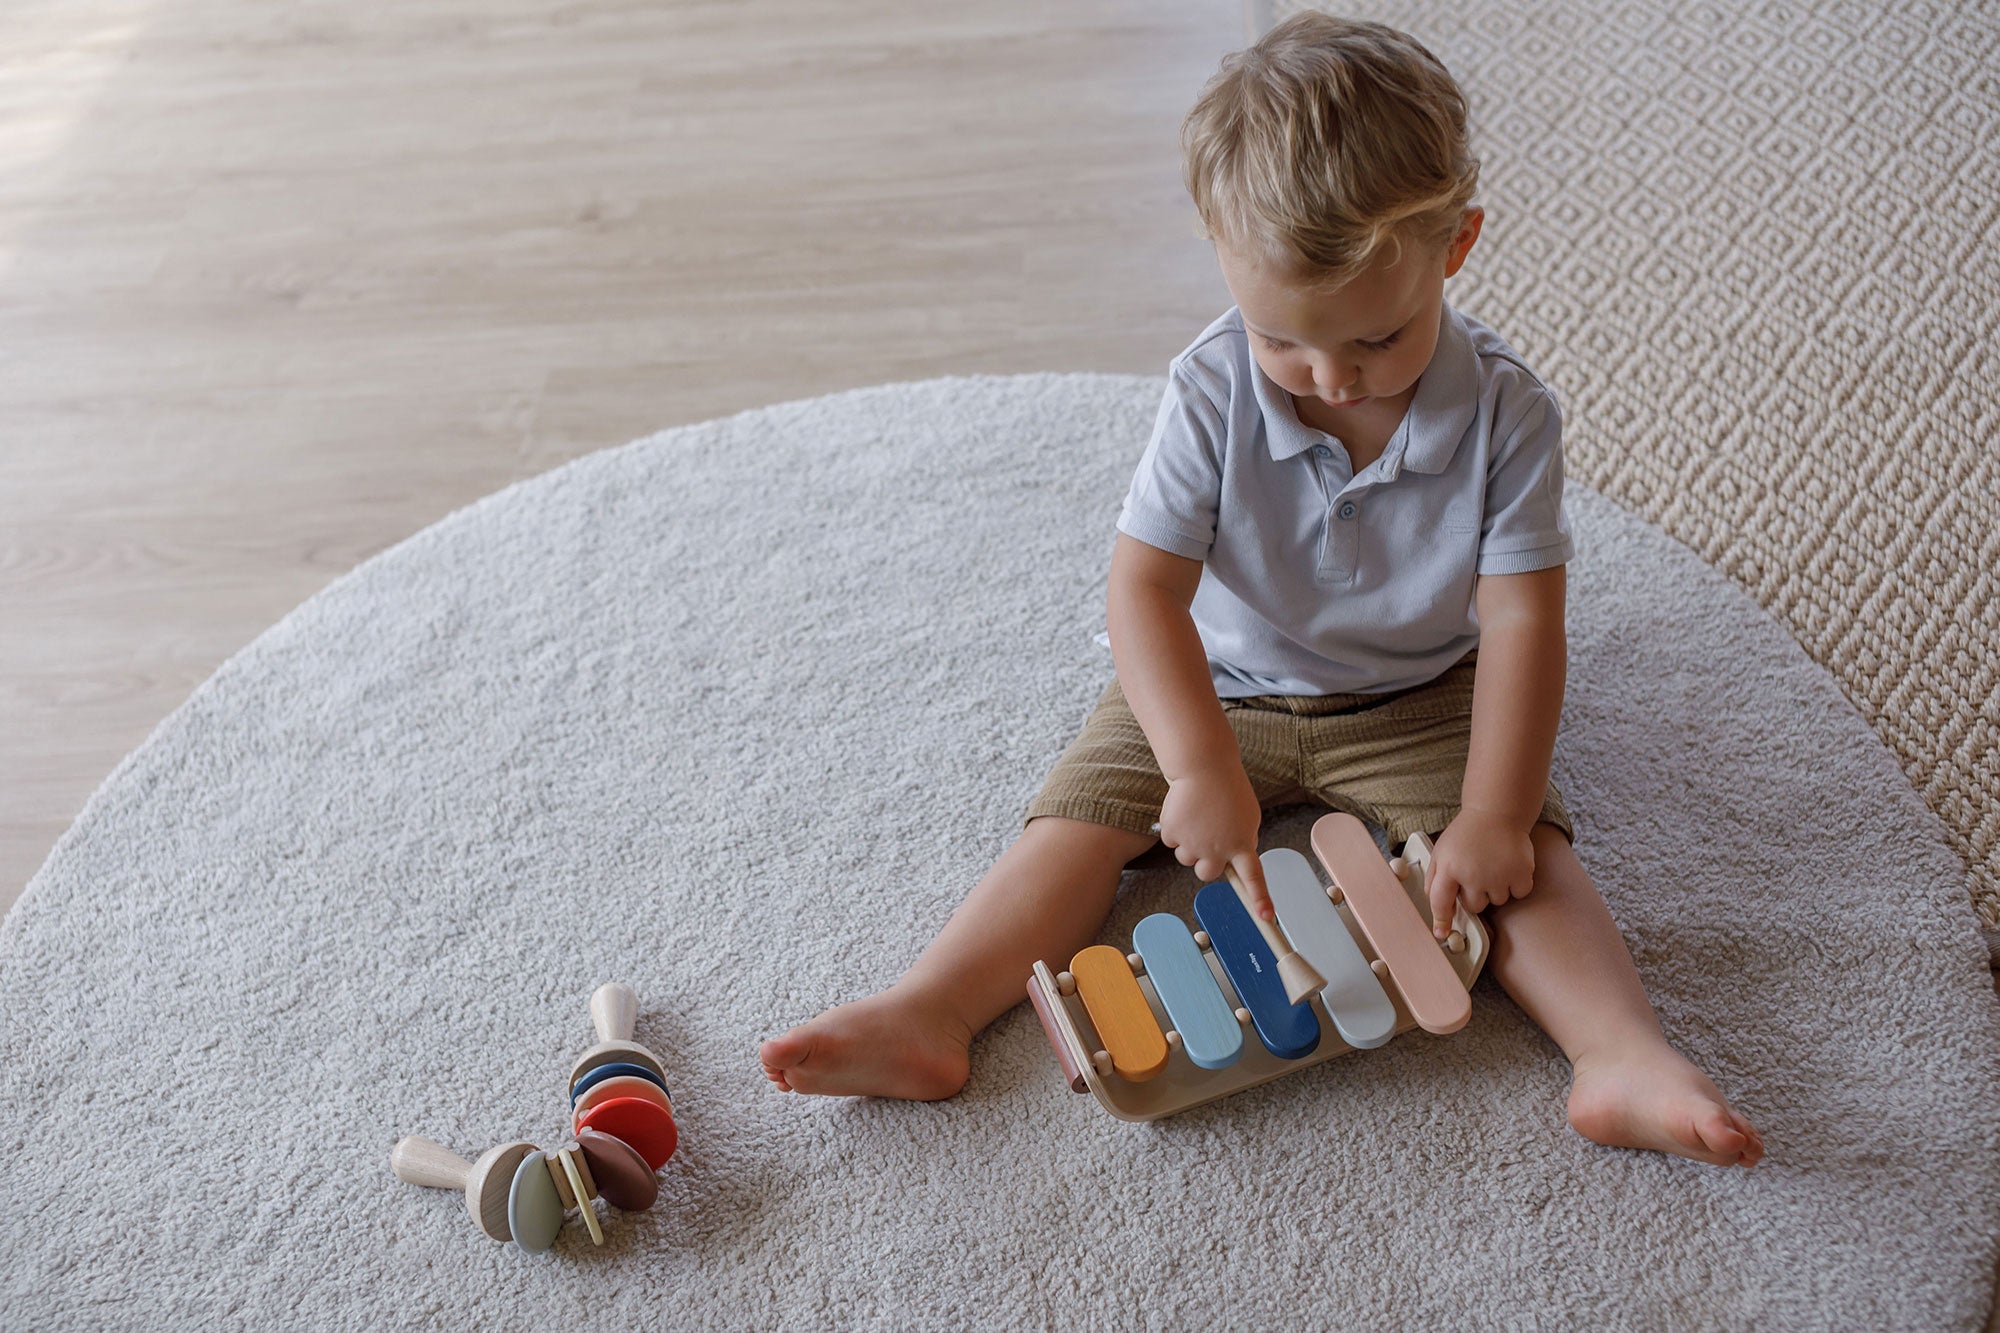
top-left (1338, 502), bottom-right (1357, 519)
top-left (1314, 445), bottom-right (1333, 458)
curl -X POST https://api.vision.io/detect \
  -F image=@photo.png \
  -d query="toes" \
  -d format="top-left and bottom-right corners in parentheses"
top-left (758, 1028), bottom-right (820, 1092)
top-left (1730, 1112), bottom-right (1765, 1166)
top-left (1694, 1107), bottom-right (1747, 1157)
top-left (759, 1028), bottom-right (815, 1070)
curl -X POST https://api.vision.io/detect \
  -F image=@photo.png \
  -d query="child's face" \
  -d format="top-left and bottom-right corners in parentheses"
top-left (1217, 209), bottom-right (1482, 412)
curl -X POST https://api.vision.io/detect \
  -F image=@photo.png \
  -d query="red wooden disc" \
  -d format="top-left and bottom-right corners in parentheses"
top-left (576, 1096), bottom-right (678, 1171)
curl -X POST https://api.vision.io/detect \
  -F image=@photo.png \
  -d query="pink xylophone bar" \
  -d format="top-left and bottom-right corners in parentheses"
top-left (1027, 813), bottom-right (1488, 1122)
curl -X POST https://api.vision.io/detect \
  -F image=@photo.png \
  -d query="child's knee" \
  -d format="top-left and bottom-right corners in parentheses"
top-left (1530, 820), bottom-right (1573, 856)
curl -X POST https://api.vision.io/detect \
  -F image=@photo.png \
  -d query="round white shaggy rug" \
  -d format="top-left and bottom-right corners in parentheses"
top-left (3, 374), bottom-right (1997, 1330)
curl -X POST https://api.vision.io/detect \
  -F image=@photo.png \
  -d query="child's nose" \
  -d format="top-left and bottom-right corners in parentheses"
top-left (1312, 359), bottom-right (1357, 392)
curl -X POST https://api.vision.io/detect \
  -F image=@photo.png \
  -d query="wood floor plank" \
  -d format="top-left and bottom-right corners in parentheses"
top-left (1, 0), bottom-right (1244, 909)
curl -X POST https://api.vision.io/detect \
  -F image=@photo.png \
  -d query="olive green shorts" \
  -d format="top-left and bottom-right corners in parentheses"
top-left (1024, 655), bottom-right (1573, 848)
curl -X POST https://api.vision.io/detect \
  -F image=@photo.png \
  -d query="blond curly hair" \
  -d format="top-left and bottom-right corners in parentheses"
top-left (1182, 13), bottom-right (1480, 285)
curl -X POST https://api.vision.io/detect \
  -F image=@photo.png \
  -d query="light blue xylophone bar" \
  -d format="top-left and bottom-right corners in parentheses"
top-left (1131, 913), bottom-right (1244, 1071)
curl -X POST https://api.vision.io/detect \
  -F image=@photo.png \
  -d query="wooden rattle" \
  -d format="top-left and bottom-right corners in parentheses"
top-left (390, 983), bottom-right (678, 1254)
top-left (392, 1135), bottom-right (655, 1251)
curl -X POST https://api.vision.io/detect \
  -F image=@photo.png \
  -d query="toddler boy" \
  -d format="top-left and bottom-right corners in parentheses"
top-left (760, 14), bottom-right (1761, 1168)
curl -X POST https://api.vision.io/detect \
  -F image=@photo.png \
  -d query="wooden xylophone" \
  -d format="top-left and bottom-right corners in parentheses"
top-left (1027, 812), bottom-right (1489, 1121)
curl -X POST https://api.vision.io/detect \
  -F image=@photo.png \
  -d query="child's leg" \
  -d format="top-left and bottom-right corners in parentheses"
top-left (758, 815), bottom-right (1156, 1099)
top-left (1482, 824), bottom-right (1766, 1167)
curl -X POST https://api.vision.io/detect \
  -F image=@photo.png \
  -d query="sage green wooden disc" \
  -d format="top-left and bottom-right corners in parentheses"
top-left (507, 1148), bottom-right (565, 1252)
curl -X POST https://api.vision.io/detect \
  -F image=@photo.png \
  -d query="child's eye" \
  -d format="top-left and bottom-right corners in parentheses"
top-left (1260, 331), bottom-right (1399, 354)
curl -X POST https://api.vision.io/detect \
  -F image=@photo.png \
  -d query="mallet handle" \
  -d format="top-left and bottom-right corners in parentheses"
top-left (1226, 866), bottom-right (1293, 954)
top-left (1227, 865), bottom-right (1327, 1004)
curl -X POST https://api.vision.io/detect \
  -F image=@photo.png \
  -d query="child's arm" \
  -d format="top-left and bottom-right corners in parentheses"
top-left (1105, 533), bottom-right (1272, 912)
top-left (1425, 564), bottom-right (1567, 935)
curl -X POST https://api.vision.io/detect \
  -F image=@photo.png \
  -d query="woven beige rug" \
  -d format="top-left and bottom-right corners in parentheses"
top-left (1262, 0), bottom-right (2000, 925)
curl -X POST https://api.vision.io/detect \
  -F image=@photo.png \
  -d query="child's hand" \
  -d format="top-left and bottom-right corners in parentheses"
top-left (1156, 765), bottom-right (1271, 918)
top-left (1425, 809), bottom-right (1537, 938)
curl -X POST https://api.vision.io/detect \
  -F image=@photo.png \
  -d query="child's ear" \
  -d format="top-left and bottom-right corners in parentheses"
top-left (1443, 207), bottom-right (1484, 278)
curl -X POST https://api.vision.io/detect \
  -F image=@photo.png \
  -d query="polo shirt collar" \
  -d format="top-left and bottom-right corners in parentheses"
top-left (1248, 302), bottom-right (1478, 476)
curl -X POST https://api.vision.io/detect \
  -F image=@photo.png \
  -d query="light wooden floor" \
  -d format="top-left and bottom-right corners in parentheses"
top-left (1, 0), bottom-right (1249, 912)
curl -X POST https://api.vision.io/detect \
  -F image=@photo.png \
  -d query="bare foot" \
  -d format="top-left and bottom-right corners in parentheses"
top-left (758, 987), bottom-right (973, 1100)
top-left (1566, 1043), bottom-right (1765, 1167)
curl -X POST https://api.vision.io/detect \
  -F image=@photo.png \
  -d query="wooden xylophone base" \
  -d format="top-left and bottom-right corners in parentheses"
top-left (1027, 815), bottom-right (1488, 1122)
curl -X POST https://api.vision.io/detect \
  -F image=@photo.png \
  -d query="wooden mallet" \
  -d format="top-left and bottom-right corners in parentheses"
top-left (1226, 864), bottom-right (1326, 1005)
top-left (1152, 822), bottom-right (1325, 1005)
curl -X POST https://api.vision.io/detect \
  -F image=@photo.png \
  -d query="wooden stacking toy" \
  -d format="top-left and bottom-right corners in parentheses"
top-left (390, 983), bottom-right (678, 1252)
top-left (1028, 813), bottom-right (1487, 1121)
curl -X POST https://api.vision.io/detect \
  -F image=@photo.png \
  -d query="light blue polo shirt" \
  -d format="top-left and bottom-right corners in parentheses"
top-left (1115, 302), bottom-right (1573, 698)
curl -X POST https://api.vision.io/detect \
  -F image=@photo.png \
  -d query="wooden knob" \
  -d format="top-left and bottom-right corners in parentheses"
top-left (1446, 930), bottom-right (1465, 954)
top-left (1192, 931), bottom-right (1211, 949)
top-left (1329, 886), bottom-right (1345, 905)
top-left (591, 983), bottom-right (638, 1042)
top-left (391, 1136), bottom-right (471, 1191)
top-left (1126, 952), bottom-right (1144, 972)
top-left (1056, 971), bottom-right (1077, 996)
top-left (1370, 958), bottom-right (1389, 979)
top-left (1389, 857), bottom-right (1407, 877)
top-left (466, 1142), bottom-right (539, 1242)
top-left (1234, 1007), bottom-right (1251, 1024)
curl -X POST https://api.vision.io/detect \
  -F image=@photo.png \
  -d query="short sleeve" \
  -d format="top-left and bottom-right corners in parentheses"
top-left (1477, 385), bottom-right (1574, 576)
top-left (1116, 368), bottom-right (1226, 562)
